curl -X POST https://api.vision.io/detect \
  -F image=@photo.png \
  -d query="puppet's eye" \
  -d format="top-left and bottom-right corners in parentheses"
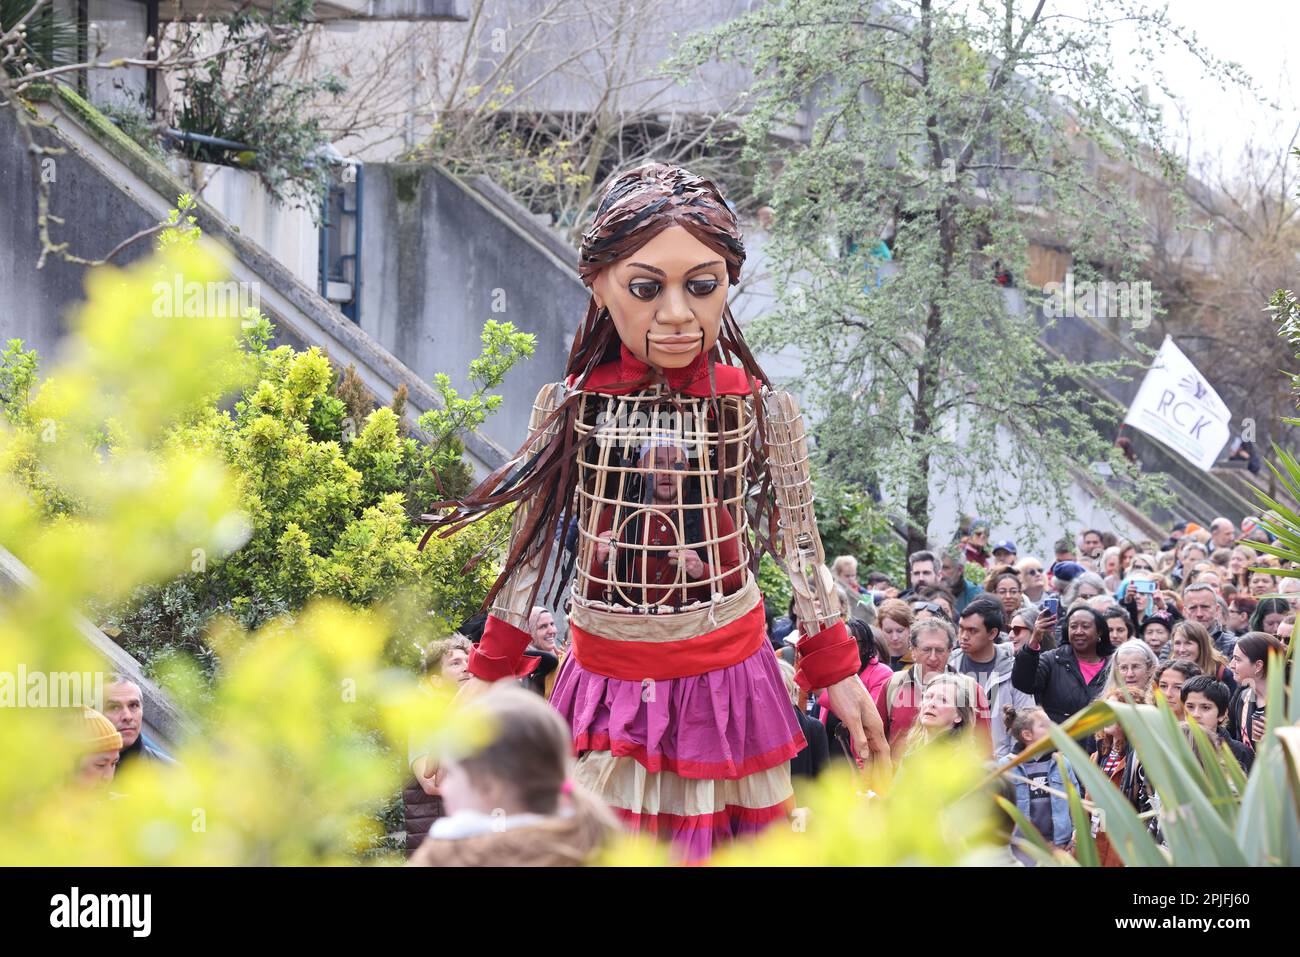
top-left (687, 278), bottom-right (719, 297)
top-left (629, 281), bottom-right (660, 300)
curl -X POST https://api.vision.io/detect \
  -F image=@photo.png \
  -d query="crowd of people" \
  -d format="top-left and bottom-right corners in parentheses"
top-left (66, 513), bottom-right (1292, 866)
top-left (396, 512), bottom-right (1293, 865)
top-left (775, 514), bottom-right (1291, 864)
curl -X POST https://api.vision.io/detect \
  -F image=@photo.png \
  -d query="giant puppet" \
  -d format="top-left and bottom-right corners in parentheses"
top-left (421, 163), bottom-right (887, 861)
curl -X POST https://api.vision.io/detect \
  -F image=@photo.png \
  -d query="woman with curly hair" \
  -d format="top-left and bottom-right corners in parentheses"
top-left (1081, 687), bottom-right (1153, 865)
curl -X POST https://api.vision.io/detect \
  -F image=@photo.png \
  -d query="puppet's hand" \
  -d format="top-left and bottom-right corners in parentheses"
top-left (453, 675), bottom-right (495, 706)
top-left (825, 674), bottom-right (890, 769)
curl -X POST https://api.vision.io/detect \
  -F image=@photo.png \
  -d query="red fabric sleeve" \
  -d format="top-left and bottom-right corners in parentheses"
top-left (703, 504), bottom-right (744, 595)
top-left (794, 620), bottom-right (861, 692)
top-left (467, 615), bottom-right (534, 682)
top-left (584, 504), bottom-right (615, 601)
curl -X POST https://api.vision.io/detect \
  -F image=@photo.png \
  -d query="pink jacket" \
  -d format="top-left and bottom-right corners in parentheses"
top-left (818, 661), bottom-right (894, 722)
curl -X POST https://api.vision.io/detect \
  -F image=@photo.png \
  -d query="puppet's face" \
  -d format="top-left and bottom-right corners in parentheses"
top-left (590, 225), bottom-right (728, 370)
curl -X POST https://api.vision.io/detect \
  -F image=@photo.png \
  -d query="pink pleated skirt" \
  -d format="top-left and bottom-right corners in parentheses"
top-left (549, 627), bottom-right (802, 863)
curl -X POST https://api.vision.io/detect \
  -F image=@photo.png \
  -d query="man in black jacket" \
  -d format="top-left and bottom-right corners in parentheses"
top-left (103, 676), bottom-right (176, 774)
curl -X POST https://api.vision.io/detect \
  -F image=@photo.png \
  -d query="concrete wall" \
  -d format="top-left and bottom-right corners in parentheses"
top-left (0, 547), bottom-right (190, 749)
top-left (313, 0), bottom-right (799, 163)
top-left (925, 420), bottom-right (1154, 557)
top-left (181, 161), bottom-right (321, 290)
top-left (1, 85), bottom-right (513, 475)
top-left (359, 164), bottom-right (588, 454)
top-left (185, 156), bottom-right (599, 452)
top-left (456, 0), bottom-right (768, 119)
top-left (0, 104), bottom-right (160, 363)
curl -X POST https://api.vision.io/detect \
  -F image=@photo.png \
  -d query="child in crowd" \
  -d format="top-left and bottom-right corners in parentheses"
top-left (408, 685), bottom-right (617, 866)
top-left (1000, 705), bottom-right (1080, 865)
top-left (1181, 676), bottom-right (1254, 773)
top-left (1084, 687), bottom-right (1152, 866)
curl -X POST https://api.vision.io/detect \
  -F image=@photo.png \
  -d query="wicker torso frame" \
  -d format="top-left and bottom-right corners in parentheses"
top-left (571, 386), bottom-right (755, 614)
top-left (476, 375), bottom-right (838, 639)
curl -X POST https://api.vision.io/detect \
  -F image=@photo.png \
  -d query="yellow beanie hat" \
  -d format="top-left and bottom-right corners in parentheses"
top-left (81, 708), bottom-right (123, 753)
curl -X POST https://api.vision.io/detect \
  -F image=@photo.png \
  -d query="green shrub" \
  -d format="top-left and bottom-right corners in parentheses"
top-left (1, 272), bottom-right (531, 671)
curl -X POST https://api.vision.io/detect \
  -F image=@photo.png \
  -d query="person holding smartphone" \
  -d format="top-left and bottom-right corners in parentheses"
top-left (1031, 593), bottom-right (1062, 649)
top-left (1012, 602), bottom-right (1116, 726)
top-left (1226, 632), bottom-right (1287, 754)
top-left (1117, 572), bottom-right (1173, 635)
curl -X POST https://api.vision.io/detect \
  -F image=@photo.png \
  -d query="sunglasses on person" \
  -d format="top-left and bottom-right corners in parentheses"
top-left (1130, 562), bottom-right (1153, 572)
top-left (1021, 567), bottom-right (1043, 576)
top-left (911, 601), bottom-right (942, 614)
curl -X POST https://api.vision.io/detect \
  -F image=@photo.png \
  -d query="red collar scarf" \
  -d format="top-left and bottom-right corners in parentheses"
top-left (579, 343), bottom-right (758, 397)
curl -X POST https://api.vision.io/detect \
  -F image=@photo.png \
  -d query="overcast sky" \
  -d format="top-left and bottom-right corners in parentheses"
top-left (944, 1), bottom-right (1300, 176)
top-left (1130, 0), bottom-right (1299, 170)
top-left (1052, 0), bottom-right (1299, 174)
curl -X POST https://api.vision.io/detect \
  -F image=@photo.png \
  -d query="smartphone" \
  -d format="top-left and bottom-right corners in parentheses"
top-left (1041, 595), bottom-right (1059, 617)
top-left (1133, 579), bottom-right (1157, 594)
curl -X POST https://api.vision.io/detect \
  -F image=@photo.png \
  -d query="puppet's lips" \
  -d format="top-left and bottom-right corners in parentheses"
top-left (649, 336), bottom-right (702, 353)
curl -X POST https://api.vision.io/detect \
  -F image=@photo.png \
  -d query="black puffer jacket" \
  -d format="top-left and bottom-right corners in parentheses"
top-left (403, 779), bottom-right (445, 854)
top-left (1011, 643), bottom-right (1111, 724)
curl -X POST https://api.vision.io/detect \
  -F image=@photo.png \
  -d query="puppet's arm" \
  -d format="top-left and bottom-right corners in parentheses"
top-left (763, 388), bottom-right (843, 638)
top-left (465, 381), bottom-right (566, 683)
top-left (763, 388), bottom-right (889, 766)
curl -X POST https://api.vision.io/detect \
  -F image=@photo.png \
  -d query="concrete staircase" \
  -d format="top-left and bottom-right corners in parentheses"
top-left (5, 84), bottom-right (511, 475)
top-left (1025, 286), bottom-right (1264, 529)
top-left (0, 547), bottom-right (188, 749)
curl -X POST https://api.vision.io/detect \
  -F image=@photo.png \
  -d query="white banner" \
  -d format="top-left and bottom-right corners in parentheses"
top-left (1123, 337), bottom-right (1231, 471)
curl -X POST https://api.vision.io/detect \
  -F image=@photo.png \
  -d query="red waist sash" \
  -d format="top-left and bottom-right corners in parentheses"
top-left (570, 598), bottom-right (768, 681)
